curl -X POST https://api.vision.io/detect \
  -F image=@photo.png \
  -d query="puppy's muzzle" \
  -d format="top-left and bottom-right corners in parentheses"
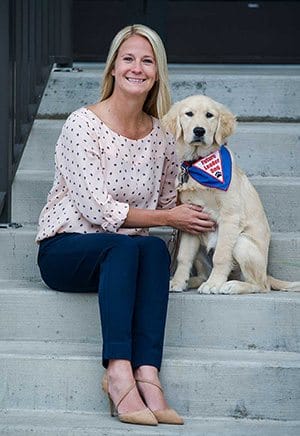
top-left (192, 126), bottom-right (206, 142)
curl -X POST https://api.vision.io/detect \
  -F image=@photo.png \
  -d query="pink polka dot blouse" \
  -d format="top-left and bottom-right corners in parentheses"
top-left (36, 107), bottom-right (178, 242)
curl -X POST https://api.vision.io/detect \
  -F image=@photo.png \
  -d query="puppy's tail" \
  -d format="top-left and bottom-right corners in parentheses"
top-left (268, 276), bottom-right (300, 292)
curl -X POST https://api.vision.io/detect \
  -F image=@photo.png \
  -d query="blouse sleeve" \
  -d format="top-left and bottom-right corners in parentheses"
top-left (157, 131), bottom-right (178, 210)
top-left (56, 112), bottom-right (129, 232)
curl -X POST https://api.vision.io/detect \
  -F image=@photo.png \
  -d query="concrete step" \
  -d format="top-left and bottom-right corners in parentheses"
top-left (1, 410), bottom-right (300, 436)
top-left (0, 226), bottom-right (299, 281)
top-left (0, 341), bottom-right (299, 420)
top-left (18, 119), bottom-right (300, 177)
top-left (37, 64), bottom-right (300, 121)
top-left (0, 280), bottom-right (299, 352)
top-left (12, 169), bottom-right (300, 230)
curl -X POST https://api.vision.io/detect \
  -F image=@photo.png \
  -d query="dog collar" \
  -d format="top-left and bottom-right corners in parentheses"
top-left (180, 145), bottom-right (232, 191)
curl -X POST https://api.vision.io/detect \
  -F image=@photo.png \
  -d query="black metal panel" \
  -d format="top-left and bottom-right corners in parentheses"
top-left (0, 0), bottom-right (13, 222)
top-left (73, 0), bottom-right (300, 63)
top-left (0, 0), bottom-right (73, 223)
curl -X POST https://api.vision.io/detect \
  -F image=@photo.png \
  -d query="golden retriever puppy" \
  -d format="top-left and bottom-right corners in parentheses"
top-left (162, 95), bottom-right (300, 294)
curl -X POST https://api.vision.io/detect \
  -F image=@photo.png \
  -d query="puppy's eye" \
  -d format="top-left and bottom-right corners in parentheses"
top-left (206, 112), bottom-right (213, 118)
top-left (185, 111), bottom-right (194, 117)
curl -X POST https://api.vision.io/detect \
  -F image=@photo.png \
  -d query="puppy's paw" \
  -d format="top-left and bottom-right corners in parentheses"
top-left (219, 282), bottom-right (238, 294)
top-left (169, 278), bottom-right (186, 293)
top-left (219, 280), bottom-right (261, 294)
top-left (198, 280), bottom-right (223, 294)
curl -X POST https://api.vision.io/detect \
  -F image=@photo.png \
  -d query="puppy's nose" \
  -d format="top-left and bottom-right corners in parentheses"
top-left (193, 127), bottom-right (206, 137)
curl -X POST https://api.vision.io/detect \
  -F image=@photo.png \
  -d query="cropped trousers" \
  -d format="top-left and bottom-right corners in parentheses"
top-left (37, 232), bottom-right (171, 370)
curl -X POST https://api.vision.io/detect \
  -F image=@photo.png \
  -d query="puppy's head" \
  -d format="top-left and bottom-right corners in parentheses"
top-left (162, 95), bottom-right (236, 161)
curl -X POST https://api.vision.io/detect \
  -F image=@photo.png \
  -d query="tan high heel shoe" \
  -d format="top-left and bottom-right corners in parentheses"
top-left (136, 378), bottom-right (184, 425)
top-left (102, 374), bottom-right (158, 426)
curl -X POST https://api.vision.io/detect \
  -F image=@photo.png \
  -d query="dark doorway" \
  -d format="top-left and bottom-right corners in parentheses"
top-left (73, 0), bottom-right (300, 63)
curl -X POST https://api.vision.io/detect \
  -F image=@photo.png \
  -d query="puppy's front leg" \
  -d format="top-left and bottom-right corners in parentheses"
top-left (170, 233), bottom-right (201, 292)
top-left (198, 217), bottom-right (239, 294)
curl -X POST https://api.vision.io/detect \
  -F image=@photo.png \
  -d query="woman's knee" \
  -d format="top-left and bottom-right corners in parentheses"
top-left (137, 236), bottom-right (171, 264)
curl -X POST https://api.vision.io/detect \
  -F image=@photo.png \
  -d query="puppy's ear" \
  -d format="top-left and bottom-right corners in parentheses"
top-left (161, 102), bottom-right (182, 140)
top-left (215, 105), bottom-right (237, 145)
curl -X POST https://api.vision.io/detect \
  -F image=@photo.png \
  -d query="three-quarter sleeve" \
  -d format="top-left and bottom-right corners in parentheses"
top-left (157, 132), bottom-right (178, 210)
top-left (56, 112), bottom-right (129, 232)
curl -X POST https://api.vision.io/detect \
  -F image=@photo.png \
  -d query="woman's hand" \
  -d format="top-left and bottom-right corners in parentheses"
top-left (166, 204), bottom-right (216, 235)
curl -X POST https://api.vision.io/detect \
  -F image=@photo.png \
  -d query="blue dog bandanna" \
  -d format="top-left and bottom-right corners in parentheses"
top-left (181, 145), bottom-right (232, 191)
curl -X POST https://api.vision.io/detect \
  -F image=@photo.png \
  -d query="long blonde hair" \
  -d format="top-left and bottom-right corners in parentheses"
top-left (100, 24), bottom-right (171, 119)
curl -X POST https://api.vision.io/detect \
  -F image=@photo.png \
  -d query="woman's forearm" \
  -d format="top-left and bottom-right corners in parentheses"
top-left (122, 208), bottom-right (170, 228)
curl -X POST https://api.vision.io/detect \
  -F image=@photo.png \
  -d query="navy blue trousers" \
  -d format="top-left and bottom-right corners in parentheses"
top-left (38, 232), bottom-right (171, 370)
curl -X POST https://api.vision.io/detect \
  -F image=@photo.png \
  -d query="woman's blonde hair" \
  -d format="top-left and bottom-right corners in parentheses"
top-left (100, 24), bottom-right (171, 119)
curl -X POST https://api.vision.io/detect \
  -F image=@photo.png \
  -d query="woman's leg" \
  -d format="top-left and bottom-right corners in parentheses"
top-left (131, 235), bottom-right (171, 370)
top-left (125, 235), bottom-right (183, 422)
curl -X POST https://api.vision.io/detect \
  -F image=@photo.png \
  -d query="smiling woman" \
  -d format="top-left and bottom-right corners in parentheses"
top-left (36, 24), bottom-right (214, 427)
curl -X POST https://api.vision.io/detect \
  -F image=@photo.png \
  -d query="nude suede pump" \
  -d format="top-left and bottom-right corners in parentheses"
top-left (136, 378), bottom-right (184, 425)
top-left (102, 374), bottom-right (158, 426)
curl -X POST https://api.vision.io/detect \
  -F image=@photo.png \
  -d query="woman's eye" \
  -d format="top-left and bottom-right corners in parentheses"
top-left (124, 57), bottom-right (133, 62)
top-left (143, 59), bottom-right (153, 64)
top-left (185, 111), bottom-right (194, 117)
top-left (206, 112), bottom-right (213, 118)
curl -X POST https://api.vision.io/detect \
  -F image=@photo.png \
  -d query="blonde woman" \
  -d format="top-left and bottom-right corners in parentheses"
top-left (36, 24), bottom-right (214, 426)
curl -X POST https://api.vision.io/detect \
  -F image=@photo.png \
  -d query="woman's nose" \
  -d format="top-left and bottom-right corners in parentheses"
top-left (131, 61), bottom-right (142, 73)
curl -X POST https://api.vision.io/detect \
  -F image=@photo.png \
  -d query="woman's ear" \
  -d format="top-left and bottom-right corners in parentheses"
top-left (161, 102), bottom-right (183, 140)
top-left (215, 105), bottom-right (237, 145)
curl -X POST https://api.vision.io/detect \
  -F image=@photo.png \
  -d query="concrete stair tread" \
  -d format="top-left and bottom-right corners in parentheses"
top-left (1, 410), bottom-right (300, 436)
top-left (1, 278), bottom-right (300, 301)
top-left (2, 224), bottom-right (299, 242)
top-left (4, 223), bottom-right (300, 236)
top-left (1, 341), bottom-right (299, 419)
top-left (1, 339), bottom-right (299, 367)
top-left (37, 64), bottom-right (300, 120)
top-left (1, 279), bottom-right (300, 352)
top-left (17, 118), bottom-right (300, 179)
top-left (0, 225), bottom-right (299, 281)
top-left (12, 171), bottom-right (300, 231)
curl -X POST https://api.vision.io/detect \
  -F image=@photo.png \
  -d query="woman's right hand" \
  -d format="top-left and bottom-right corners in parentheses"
top-left (166, 204), bottom-right (216, 235)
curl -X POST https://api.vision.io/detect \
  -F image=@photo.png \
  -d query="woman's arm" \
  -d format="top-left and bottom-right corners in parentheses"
top-left (56, 112), bottom-right (129, 232)
top-left (123, 204), bottom-right (215, 235)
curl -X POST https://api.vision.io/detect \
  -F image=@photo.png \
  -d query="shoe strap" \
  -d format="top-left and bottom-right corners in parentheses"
top-left (135, 378), bottom-right (163, 393)
top-left (115, 381), bottom-right (137, 409)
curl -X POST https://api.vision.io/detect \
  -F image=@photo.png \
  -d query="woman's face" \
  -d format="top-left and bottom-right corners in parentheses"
top-left (112, 35), bottom-right (157, 99)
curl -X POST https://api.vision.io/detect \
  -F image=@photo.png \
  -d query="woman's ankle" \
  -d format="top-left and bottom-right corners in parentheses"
top-left (107, 359), bottom-right (133, 380)
top-left (134, 365), bottom-right (159, 381)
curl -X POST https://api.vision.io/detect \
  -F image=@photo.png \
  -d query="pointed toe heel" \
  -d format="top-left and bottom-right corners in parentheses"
top-left (136, 378), bottom-right (184, 425)
top-left (152, 408), bottom-right (184, 425)
top-left (102, 374), bottom-right (158, 426)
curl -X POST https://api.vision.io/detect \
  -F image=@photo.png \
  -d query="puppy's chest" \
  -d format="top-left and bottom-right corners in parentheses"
top-left (178, 178), bottom-right (221, 216)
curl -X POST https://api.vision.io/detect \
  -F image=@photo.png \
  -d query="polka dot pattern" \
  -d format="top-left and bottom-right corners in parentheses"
top-left (36, 107), bottom-right (178, 242)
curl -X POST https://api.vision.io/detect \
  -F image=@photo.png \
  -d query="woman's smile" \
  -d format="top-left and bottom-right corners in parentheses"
top-left (126, 77), bottom-right (146, 83)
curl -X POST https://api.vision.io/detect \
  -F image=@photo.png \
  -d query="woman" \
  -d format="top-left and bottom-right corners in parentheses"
top-left (36, 24), bottom-right (215, 426)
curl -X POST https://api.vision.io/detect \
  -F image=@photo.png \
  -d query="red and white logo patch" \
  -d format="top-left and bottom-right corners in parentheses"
top-left (192, 150), bottom-right (224, 182)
